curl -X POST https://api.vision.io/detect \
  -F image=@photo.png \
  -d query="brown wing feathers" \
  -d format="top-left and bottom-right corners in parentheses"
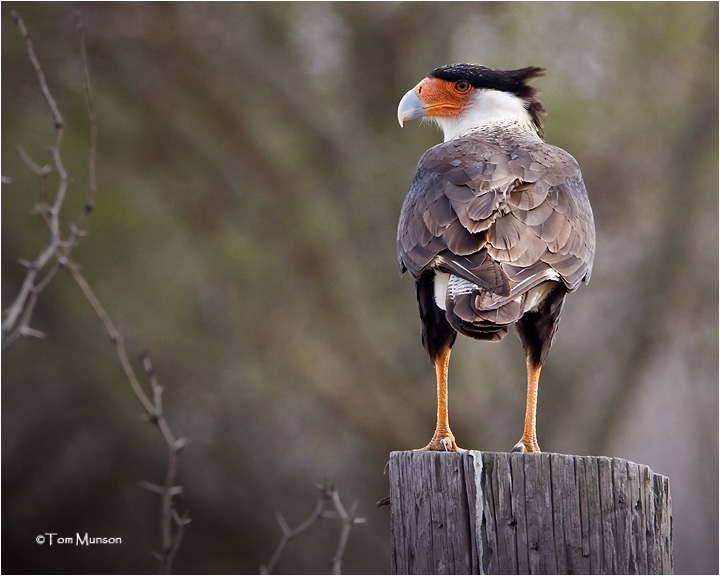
top-left (397, 130), bottom-right (594, 337)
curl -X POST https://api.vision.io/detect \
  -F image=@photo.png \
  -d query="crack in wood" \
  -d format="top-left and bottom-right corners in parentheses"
top-left (389, 451), bottom-right (672, 574)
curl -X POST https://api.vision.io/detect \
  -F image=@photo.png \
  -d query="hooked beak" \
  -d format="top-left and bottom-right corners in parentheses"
top-left (397, 88), bottom-right (426, 127)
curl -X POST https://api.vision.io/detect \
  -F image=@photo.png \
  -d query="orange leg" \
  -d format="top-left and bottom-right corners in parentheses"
top-left (418, 347), bottom-right (465, 452)
top-left (512, 359), bottom-right (542, 453)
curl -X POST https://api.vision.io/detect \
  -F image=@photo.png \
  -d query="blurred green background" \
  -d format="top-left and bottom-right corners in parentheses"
top-left (2, 2), bottom-right (717, 574)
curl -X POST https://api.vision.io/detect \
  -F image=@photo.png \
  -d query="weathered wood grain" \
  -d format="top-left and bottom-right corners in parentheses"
top-left (388, 451), bottom-right (672, 575)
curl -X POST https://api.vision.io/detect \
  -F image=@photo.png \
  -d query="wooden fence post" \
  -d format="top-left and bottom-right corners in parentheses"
top-left (388, 451), bottom-right (672, 575)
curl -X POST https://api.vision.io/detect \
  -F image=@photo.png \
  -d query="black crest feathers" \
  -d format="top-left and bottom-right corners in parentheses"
top-left (429, 64), bottom-right (546, 136)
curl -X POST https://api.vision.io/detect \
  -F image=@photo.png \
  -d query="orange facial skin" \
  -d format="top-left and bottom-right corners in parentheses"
top-left (414, 77), bottom-right (475, 118)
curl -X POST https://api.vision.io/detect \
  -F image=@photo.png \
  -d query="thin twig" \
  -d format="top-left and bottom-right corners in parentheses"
top-left (16, 145), bottom-right (51, 176)
top-left (15, 145), bottom-right (50, 204)
top-left (3, 13), bottom-right (68, 346)
top-left (12, 11), bottom-right (64, 130)
top-left (76, 12), bottom-right (97, 219)
top-left (262, 494), bottom-right (326, 575)
top-left (262, 482), bottom-right (366, 575)
top-left (70, 260), bottom-right (189, 575)
top-left (12, 9), bottom-right (67, 245)
top-left (67, 261), bottom-right (156, 416)
top-left (327, 491), bottom-right (365, 575)
top-left (6, 13), bottom-right (189, 573)
top-left (1, 215), bottom-right (58, 348)
top-left (164, 510), bottom-right (191, 573)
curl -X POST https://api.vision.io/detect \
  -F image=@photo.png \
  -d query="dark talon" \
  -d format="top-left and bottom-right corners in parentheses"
top-left (510, 443), bottom-right (523, 453)
top-left (440, 439), bottom-right (448, 452)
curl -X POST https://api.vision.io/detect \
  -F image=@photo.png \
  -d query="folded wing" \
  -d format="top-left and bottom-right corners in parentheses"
top-left (397, 131), bottom-right (595, 333)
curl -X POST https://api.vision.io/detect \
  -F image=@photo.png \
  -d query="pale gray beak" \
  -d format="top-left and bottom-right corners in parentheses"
top-left (397, 88), bottom-right (425, 127)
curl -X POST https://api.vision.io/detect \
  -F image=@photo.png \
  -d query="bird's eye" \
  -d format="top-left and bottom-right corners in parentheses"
top-left (454, 80), bottom-right (471, 93)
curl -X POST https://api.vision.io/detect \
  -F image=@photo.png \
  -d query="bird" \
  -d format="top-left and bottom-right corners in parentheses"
top-left (396, 64), bottom-right (595, 453)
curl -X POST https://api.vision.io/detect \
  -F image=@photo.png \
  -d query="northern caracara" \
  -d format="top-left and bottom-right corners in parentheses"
top-left (397, 64), bottom-right (595, 453)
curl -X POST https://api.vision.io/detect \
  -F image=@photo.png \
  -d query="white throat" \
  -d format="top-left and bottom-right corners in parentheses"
top-left (433, 89), bottom-right (537, 142)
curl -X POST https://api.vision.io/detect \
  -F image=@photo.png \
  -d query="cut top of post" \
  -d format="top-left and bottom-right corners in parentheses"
top-left (388, 451), bottom-right (672, 575)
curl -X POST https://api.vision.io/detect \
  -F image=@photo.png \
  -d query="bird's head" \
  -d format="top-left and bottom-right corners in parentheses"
top-left (397, 63), bottom-right (546, 141)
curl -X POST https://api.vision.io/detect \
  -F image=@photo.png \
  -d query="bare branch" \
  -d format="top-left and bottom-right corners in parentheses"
top-left (5, 13), bottom-right (189, 573)
top-left (67, 261), bottom-right (156, 415)
top-left (76, 12), bottom-right (97, 218)
top-left (11, 10), bottom-right (68, 246)
top-left (263, 492), bottom-right (326, 575)
top-left (4, 259), bottom-right (62, 347)
top-left (16, 145), bottom-right (51, 176)
top-left (328, 489), bottom-right (366, 575)
top-left (164, 510), bottom-right (191, 574)
top-left (2, 243), bottom-right (59, 349)
top-left (69, 261), bottom-right (190, 575)
top-left (262, 482), bottom-right (366, 575)
top-left (11, 11), bottom-right (64, 131)
top-left (2, 13), bottom-right (70, 347)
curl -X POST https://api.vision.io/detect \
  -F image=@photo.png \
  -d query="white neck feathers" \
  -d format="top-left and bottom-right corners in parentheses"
top-left (433, 89), bottom-right (537, 142)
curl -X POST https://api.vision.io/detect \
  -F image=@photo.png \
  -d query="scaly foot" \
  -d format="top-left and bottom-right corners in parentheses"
top-left (417, 432), bottom-right (466, 452)
top-left (510, 437), bottom-right (541, 453)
